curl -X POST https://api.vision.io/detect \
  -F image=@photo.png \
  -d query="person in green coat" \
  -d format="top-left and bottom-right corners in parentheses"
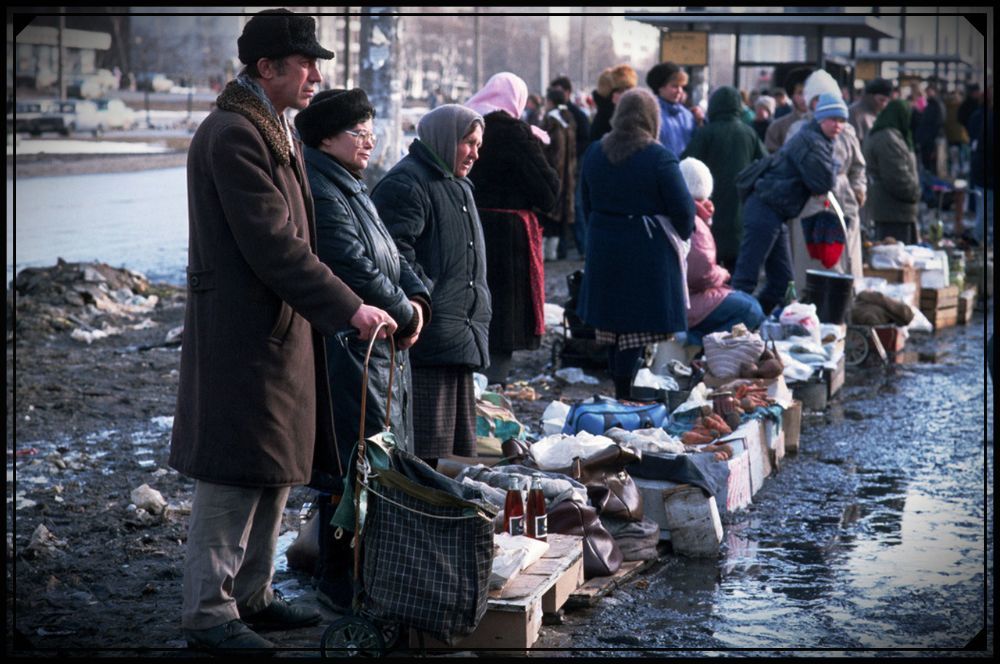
top-left (682, 86), bottom-right (767, 271)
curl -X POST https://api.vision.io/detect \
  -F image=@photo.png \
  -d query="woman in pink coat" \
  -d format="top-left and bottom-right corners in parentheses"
top-left (680, 157), bottom-right (765, 345)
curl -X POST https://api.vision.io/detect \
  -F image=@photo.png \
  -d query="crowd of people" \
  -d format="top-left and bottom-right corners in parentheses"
top-left (165, 9), bottom-right (992, 654)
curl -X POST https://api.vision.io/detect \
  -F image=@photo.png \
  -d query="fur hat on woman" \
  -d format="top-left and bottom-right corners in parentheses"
top-left (679, 157), bottom-right (714, 201)
top-left (294, 88), bottom-right (375, 148)
top-left (596, 64), bottom-right (639, 98)
top-left (601, 87), bottom-right (660, 164)
top-left (416, 103), bottom-right (484, 174)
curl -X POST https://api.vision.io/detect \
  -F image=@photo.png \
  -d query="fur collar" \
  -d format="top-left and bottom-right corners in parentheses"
top-left (216, 81), bottom-right (291, 166)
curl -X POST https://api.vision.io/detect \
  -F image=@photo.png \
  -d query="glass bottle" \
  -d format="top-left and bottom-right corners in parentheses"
top-left (783, 280), bottom-right (798, 306)
top-left (503, 476), bottom-right (525, 536)
top-left (525, 474), bottom-right (547, 541)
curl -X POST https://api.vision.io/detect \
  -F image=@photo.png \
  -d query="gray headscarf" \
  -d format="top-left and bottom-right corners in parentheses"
top-left (416, 103), bottom-right (484, 174)
top-left (601, 87), bottom-right (661, 165)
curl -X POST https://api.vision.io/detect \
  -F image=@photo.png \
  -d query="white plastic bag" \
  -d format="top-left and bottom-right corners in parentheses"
top-left (632, 368), bottom-right (679, 392)
top-left (779, 302), bottom-right (821, 344)
top-left (541, 400), bottom-right (572, 435)
top-left (554, 367), bottom-right (600, 385)
top-left (528, 431), bottom-right (616, 470)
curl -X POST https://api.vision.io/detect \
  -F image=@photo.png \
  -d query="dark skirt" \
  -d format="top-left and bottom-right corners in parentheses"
top-left (479, 209), bottom-right (543, 353)
top-left (410, 366), bottom-right (477, 460)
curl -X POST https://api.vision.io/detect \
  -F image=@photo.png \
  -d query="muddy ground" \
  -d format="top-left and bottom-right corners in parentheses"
top-left (5, 252), bottom-right (607, 657)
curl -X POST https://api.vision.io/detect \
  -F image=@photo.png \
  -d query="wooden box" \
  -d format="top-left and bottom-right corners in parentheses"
top-left (927, 307), bottom-right (959, 331)
top-left (782, 400), bottom-right (802, 454)
top-left (864, 265), bottom-right (921, 304)
top-left (413, 534), bottom-right (583, 652)
top-left (957, 288), bottom-right (977, 324)
top-left (919, 285), bottom-right (959, 311)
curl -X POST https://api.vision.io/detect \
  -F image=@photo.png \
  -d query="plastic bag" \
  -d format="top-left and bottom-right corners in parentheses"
top-left (869, 242), bottom-right (914, 269)
top-left (632, 368), bottom-right (680, 392)
top-left (541, 400), bottom-right (572, 435)
top-left (779, 302), bottom-right (821, 344)
top-left (528, 431), bottom-right (617, 470)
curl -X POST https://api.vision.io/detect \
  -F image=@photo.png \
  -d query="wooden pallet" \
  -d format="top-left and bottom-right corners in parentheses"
top-left (411, 533), bottom-right (584, 652)
top-left (564, 559), bottom-right (656, 609)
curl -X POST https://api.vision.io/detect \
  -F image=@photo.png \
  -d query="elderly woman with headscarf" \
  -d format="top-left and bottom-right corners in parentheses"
top-left (464, 72), bottom-right (560, 387)
top-left (577, 88), bottom-right (695, 399)
top-left (371, 104), bottom-right (490, 468)
top-left (862, 99), bottom-right (922, 244)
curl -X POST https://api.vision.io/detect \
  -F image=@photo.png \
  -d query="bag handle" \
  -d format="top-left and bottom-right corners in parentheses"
top-left (357, 322), bottom-right (397, 449)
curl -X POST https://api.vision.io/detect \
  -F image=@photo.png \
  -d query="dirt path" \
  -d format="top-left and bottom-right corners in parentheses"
top-left (6, 257), bottom-right (599, 656)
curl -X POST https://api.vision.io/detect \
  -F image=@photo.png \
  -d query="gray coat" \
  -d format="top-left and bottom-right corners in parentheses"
top-left (862, 128), bottom-right (921, 225)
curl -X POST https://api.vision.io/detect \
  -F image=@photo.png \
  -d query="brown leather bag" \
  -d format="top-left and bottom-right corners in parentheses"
top-left (547, 500), bottom-right (624, 579)
top-left (551, 444), bottom-right (644, 523)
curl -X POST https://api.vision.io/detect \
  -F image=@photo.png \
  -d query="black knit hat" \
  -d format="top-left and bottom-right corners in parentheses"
top-left (238, 8), bottom-right (335, 65)
top-left (646, 62), bottom-right (685, 92)
top-left (294, 88), bottom-right (375, 148)
top-left (864, 78), bottom-right (893, 96)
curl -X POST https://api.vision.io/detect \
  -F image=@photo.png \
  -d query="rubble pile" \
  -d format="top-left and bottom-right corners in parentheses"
top-left (7, 259), bottom-right (181, 342)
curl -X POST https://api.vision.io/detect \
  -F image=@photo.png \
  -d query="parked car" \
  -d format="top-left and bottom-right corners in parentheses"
top-left (7, 100), bottom-right (69, 136)
top-left (55, 98), bottom-right (138, 134)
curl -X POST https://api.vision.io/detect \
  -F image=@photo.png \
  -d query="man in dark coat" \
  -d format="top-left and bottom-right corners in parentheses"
top-left (169, 9), bottom-right (396, 654)
top-left (551, 75), bottom-right (591, 256)
top-left (682, 85), bottom-right (767, 271)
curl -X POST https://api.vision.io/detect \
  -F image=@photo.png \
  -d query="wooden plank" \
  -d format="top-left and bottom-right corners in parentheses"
top-left (827, 354), bottom-right (846, 399)
top-left (723, 449), bottom-right (753, 513)
top-left (565, 560), bottom-right (654, 608)
top-left (412, 598), bottom-right (543, 652)
top-left (489, 534), bottom-right (583, 610)
top-left (542, 555), bottom-right (584, 614)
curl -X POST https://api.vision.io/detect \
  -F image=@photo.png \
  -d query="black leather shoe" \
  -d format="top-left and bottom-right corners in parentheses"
top-left (184, 619), bottom-right (274, 656)
top-left (242, 591), bottom-right (322, 631)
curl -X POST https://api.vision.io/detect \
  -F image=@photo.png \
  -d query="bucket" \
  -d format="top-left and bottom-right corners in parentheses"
top-left (802, 269), bottom-right (854, 324)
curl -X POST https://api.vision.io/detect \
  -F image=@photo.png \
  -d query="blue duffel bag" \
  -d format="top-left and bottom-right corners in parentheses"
top-left (562, 395), bottom-right (669, 436)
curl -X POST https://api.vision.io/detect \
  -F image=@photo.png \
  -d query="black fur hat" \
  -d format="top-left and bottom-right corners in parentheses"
top-left (294, 88), bottom-right (376, 148)
top-left (238, 9), bottom-right (335, 65)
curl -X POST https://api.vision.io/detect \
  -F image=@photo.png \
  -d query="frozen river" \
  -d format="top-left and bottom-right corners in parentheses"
top-left (7, 167), bottom-right (190, 289)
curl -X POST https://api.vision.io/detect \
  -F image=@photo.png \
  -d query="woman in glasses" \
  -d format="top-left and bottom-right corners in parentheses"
top-left (294, 88), bottom-right (431, 609)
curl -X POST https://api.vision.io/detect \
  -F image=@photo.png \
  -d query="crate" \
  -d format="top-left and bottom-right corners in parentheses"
top-left (957, 288), bottom-right (977, 324)
top-left (864, 265), bottom-right (921, 305)
top-left (919, 285), bottom-right (959, 311)
top-left (926, 307), bottom-right (959, 331)
top-left (827, 354), bottom-right (846, 399)
top-left (412, 534), bottom-right (583, 651)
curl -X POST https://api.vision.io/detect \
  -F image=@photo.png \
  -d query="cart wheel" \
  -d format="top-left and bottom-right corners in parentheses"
top-left (844, 327), bottom-right (870, 366)
top-left (321, 616), bottom-right (386, 658)
top-left (378, 621), bottom-right (401, 651)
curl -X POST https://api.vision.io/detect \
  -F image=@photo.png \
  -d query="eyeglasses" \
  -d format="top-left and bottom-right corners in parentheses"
top-left (343, 129), bottom-right (377, 146)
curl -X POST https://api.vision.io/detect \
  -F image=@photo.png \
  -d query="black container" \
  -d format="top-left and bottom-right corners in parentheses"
top-left (802, 269), bottom-right (855, 324)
